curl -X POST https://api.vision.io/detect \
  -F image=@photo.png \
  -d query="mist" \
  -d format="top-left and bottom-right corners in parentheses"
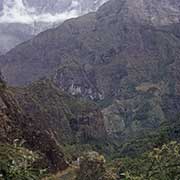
top-left (0, 0), bottom-right (108, 24)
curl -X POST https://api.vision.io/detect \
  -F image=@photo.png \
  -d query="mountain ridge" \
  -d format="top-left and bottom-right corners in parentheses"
top-left (1, 0), bottom-right (180, 177)
top-left (0, 0), bottom-right (108, 54)
top-left (1, 0), bottom-right (180, 140)
top-left (0, 76), bottom-right (68, 171)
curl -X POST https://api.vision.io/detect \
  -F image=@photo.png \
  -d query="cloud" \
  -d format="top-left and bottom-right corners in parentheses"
top-left (0, 0), bottom-right (85, 24)
top-left (0, 0), bottom-right (109, 24)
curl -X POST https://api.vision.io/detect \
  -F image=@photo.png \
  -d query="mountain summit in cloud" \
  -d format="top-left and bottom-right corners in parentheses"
top-left (0, 0), bottom-right (108, 54)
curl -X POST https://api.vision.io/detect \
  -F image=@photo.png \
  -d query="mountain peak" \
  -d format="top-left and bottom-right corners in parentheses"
top-left (98, 0), bottom-right (180, 26)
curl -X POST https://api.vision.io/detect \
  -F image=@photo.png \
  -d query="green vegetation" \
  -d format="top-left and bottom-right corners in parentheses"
top-left (76, 151), bottom-right (117, 180)
top-left (0, 142), bottom-right (46, 180)
top-left (4, 123), bottom-right (178, 180)
top-left (119, 142), bottom-right (180, 180)
top-left (73, 141), bottom-right (180, 180)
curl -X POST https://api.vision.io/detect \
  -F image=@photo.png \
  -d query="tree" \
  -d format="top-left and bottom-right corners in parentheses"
top-left (122, 142), bottom-right (180, 180)
top-left (0, 142), bottom-right (46, 180)
top-left (76, 151), bottom-right (117, 180)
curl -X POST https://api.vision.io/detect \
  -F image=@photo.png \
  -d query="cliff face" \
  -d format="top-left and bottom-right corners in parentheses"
top-left (1, 0), bottom-right (180, 139)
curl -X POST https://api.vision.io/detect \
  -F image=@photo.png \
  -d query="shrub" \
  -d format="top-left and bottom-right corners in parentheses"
top-left (122, 142), bottom-right (180, 180)
top-left (76, 151), bottom-right (117, 180)
top-left (0, 142), bottom-right (46, 180)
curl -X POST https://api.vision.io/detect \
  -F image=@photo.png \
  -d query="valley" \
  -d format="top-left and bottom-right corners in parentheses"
top-left (0, 0), bottom-right (180, 179)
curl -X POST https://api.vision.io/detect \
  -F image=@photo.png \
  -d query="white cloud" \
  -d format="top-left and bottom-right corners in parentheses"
top-left (0, 0), bottom-right (109, 24)
top-left (0, 0), bottom-right (83, 24)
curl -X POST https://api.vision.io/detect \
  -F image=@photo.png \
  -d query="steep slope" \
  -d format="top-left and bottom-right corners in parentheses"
top-left (0, 74), bottom-right (68, 171)
top-left (0, 72), bottom-right (107, 172)
top-left (12, 79), bottom-right (106, 143)
top-left (1, 0), bottom-right (180, 90)
top-left (1, 0), bottom-right (180, 139)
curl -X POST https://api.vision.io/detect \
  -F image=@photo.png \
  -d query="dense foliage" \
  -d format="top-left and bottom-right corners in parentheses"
top-left (76, 151), bottom-right (117, 180)
top-left (121, 142), bottom-right (180, 180)
top-left (0, 142), bottom-right (46, 180)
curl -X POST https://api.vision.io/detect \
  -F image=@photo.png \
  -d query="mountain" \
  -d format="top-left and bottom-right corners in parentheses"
top-left (1, 0), bottom-right (180, 141)
top-left (0, 0), bottom-right (108, 54)
top-left (0, 75), bottom-right (68, 171)
top-left (1, 0), bottom-right (180, 178)
top-left (13, 79), bottom-right (106, 143)
top-left (0, 74), bottom-right (107, 172)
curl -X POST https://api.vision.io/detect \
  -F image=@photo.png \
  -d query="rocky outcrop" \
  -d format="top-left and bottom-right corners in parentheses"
top-left (53, 62), bottom-right (104, 100)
